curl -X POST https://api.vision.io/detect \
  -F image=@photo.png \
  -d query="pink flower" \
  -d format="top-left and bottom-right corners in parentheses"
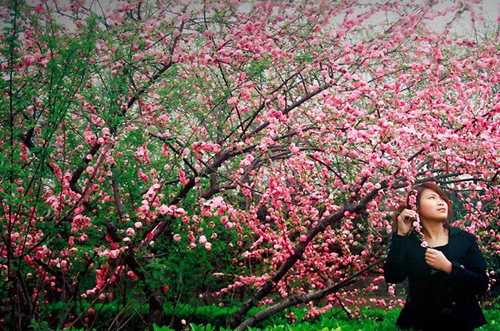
top-left (174, 207), bottom-right (187, 217)
top-left (102, 127), bottom-right (110, 137)
top-left (289, 143), bottom-right (300, 153)
top-left (408, 192), bottom-right (417, 207)
top-left (420, 241), bottom-right (428, 248)
top-left (178, 168), bottom-right (189, 185)
top-left (227, 97), bottom-right (238, 105)
top-left (240, 155), bottom-right (254, 167)
top-left (158, 205), bottom-right (172, 215)
top-left (23, 55), bottom-right (35, 67)
top-left (138, 170), bottom-right (149, 182)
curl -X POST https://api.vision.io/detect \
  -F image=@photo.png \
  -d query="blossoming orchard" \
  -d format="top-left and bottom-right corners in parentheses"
top-left (1, 0), bottom-right (499, 330)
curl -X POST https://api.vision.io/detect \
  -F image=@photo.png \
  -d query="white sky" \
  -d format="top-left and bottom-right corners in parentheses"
top-left (14, 0), bottom-right (500, 37)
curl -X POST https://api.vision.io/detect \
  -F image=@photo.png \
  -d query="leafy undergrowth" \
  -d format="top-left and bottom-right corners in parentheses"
top-left (60, 305), bottom-right (499, 331)
top-left (153, 307), bottom-right (499, 331)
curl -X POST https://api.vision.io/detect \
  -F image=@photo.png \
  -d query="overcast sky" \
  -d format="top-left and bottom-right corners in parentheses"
top-left (13, 0), bottom-right (500, 38)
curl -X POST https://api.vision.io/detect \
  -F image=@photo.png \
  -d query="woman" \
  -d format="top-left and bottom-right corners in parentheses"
top-left (384, 182), bottom-right (488, 331)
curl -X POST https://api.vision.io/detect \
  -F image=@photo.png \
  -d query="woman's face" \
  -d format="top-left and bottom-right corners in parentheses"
top-left (418, 188), bottom-right (449, 222)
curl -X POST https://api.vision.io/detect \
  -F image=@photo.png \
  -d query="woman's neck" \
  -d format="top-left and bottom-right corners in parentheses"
top-left (422, 220), bottom-right (448, 244)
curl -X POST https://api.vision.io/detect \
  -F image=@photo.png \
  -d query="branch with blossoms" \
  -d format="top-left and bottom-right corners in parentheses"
top-left (229, 179), bottom-right (391, 328)
top-left (235, 258), bottom-right (385, 331)
top-left (407, 189), bottom-right (428, 248)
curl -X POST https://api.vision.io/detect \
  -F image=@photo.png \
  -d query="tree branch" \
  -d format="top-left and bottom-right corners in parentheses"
top-left (235, 258), bottom-right (385, 330)
top-left (229, 180), bottom-right (389, 328)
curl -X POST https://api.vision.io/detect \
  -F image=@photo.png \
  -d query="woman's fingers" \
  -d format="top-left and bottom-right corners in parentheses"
top-left (399, 209), bottom-right (417, 222)
top-left (425, 248), bottom-right (452, 274)
top-left (396, 209), bottom-right (419, 236)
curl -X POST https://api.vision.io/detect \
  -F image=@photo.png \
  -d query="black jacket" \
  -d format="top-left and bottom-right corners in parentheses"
top-left (384, 227), bottom-right (488, 330)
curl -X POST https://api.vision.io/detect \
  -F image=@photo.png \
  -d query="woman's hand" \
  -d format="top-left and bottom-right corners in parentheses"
top-left (425, 248), bottom-right (452, 274)
top-left (397, 208), bottom-right (418, 236)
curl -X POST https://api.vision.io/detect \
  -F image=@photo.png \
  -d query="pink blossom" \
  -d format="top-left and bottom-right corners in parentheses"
top-left (23, 55), bottom-right (35, 67)
top-left (174, 207), bottom-right (187, 217)
top-left (138, 204), bottom-right (149, 213)
top-left (360, 168), bottom-right (372, 177)
top-left (138, 170), bottom-right (149, 182)
top-left (158, 205), bottom-right (172, 215)
top-left (227, 97), bottom-right (238, 105)
top-left (289, 143), bottom-right (300, 153)
top-left (240, 155), bottom-right (254, 168)
top-left (102, 127), bottom-right (110, 136)
top-left (178, 168), bottom-right (189, 185)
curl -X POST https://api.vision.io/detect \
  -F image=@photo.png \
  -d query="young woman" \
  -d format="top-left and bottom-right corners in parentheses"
top-left (384, 182), bottom-right (488, 331)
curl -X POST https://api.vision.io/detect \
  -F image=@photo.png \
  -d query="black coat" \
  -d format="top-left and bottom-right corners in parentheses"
top-left (384, 227), bottom-right (488, 330)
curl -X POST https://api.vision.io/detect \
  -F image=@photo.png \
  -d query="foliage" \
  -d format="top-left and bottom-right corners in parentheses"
top-left (41, 305), bottom-right (500, 331)
top-left (155, 307), bottom-right (500, 331)
top-left (1, 0), bottom-right (499, 330)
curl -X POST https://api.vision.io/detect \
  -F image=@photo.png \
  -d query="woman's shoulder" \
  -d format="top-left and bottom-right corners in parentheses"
top-left (449, 227), bottom-right (476, 241)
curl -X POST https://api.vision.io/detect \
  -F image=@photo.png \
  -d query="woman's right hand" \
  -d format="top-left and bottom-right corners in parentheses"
top-left (397, 208), bottom-right (418, 236)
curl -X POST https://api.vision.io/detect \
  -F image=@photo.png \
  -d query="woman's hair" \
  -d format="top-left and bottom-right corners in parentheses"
top-left (392, 182), bottom-right (452, 231)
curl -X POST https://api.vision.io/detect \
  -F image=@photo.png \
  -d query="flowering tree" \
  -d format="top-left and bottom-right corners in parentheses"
top-left (1, 0), bottom-right (499, 329)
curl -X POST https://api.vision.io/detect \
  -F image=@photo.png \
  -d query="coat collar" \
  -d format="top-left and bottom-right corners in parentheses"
top-left (448, 227), bottom-right (463, 237)
top-left (407, 227), bottom-right (470, 262)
